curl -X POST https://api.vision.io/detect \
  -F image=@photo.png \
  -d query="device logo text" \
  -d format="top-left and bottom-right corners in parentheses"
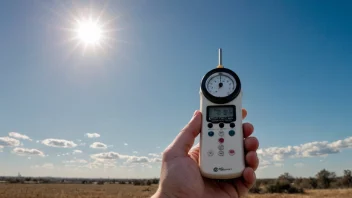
top-left (213, 167), bottom-right (232, 172)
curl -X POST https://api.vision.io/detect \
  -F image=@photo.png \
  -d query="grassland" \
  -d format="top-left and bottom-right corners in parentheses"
top-left (0, 184), bottom-right (351, 198)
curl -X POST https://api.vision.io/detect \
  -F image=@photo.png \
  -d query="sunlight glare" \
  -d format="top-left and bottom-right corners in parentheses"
top-left (76, 19), bottom-right (102, 45)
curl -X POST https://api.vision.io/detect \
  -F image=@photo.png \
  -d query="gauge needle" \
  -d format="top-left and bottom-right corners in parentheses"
top-left (219, 75), bottom-right (223, 88)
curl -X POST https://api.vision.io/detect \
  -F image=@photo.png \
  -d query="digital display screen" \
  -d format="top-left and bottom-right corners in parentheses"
top-left (207, 105), bottom-right (236, 123)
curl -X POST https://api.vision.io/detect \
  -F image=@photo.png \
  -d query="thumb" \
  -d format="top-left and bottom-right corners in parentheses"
top-left (164, 110), bottom-right (202, 159)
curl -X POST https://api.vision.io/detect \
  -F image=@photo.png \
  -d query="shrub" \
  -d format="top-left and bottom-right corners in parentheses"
top-left (249, 185), bottom-right (261, 194)
top-left (265, 181), bottom-right (304, 194)
top-left (133, 180), bottom-right (141, 186)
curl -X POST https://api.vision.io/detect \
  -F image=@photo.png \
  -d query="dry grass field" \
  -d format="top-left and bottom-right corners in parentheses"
top-left (0, 184), bottom-right (351, 198)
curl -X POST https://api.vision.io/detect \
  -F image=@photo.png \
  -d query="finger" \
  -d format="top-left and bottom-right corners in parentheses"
top-left (242, 108), bottom-right (247, 120)
top-left (243, 123), bottom-right (254, 138)
top-left (233, 167), bottom-right (256, 197)
top-left (163, 110), bottom-right (202, 159)
top-left (218, 182), bottom-right (238, 198)
top-left (189, 143), bottom-right (200, 163)
top-left (244, 137), bottom-right (259, 152)
top-left (245, 151), bottom-right (259, 171)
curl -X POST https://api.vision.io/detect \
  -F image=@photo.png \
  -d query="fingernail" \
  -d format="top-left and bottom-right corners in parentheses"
top-left (193, 110), bottom-right (198, 116)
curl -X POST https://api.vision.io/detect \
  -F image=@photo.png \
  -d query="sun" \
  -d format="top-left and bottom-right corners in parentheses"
top-left (76, 18), bottom-right (102, 45)
top-left (55, 3), bottom-right (124, 57)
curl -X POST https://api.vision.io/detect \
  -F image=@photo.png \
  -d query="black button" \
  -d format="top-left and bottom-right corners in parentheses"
top-left (230, 123), bottom-right (235, 128)
top-left (219, 123), bottom-right (224, 128)
top-left (208, 123), bottom-right (213, 128)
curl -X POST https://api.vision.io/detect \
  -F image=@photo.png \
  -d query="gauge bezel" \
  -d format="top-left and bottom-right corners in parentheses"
top-left (201, 68), bottom-right (241, 104)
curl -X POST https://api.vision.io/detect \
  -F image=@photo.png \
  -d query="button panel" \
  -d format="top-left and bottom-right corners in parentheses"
top-left (205, 121), bottom-right (237, 157)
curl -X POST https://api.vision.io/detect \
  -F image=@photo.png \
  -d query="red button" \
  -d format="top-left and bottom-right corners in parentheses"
top-left (229, 149), bottom-right (235, 156)
top-left (218, 138), bottom-right (224, 143)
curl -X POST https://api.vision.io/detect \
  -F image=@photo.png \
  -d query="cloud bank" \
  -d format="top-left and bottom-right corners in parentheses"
top-left (258, 136), bottom-right (352, 169)
top-left (90, 151), bottom-right (161, 164)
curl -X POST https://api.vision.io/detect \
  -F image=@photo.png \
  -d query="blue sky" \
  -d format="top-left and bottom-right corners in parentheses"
top-left (1, 0), bottom-right (352, 179)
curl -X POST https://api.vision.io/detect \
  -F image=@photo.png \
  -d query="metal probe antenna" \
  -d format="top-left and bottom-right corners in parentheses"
top-left (217, 48), bottom-right (224, 68)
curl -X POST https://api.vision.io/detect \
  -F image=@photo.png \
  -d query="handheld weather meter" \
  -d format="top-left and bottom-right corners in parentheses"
top-left (199, 48), bottom-right (244, 179)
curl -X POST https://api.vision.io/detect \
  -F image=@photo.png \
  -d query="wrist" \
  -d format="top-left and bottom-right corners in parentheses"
top-left (151, 189), bottom-right (177, 198)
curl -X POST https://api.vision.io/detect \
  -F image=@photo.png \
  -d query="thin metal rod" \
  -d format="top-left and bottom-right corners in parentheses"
top-left (218, 48), bottom-right (222, 65)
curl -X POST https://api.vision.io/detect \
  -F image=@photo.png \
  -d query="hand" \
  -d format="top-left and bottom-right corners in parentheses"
top-left (152, 109), bottom-right (259, 198)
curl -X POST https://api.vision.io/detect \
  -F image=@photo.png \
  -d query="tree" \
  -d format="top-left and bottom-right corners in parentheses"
top-left (146, 180), bottom-right (152, 186)
top-left (316, 169), bottom-right (336, 189)
top-left (309, 177), bottom-right (318, 189)
top-left (342, 170), bottom-right (352, 188)
top-left (278, 173), bottom-right (295, 184)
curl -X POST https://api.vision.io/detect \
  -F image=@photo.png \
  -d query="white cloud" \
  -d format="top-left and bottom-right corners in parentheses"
top-left (89, 142), bottom-right (107, 149)
top-left (90, 152), bottom-right (124, 160)
top-left (12, 147), bottom-right (45, 157)
top-left (126, 156), bottom-right (149, 164)
top-left (257, 136), bottom-right (352, 169)
top-left (0, 145), bottom-right (3, 152)
top-left (294, 162), bottom-right (304, 167)
top-left (0, 137), bottom-right (20, 147)
top-left (31, 163), bottom-right (54, 169)
top-left (73, 150), bottom-right (82, 154)
top-left (41, 139), bottom-right (77, 148)
top-left (85, 133), bottom-right (100, 138)
top-left (89, 151), bottom-right (159, 166)
top-left (82, 159), bottom-right (117, 169)
top-left (8, 132), bottom-right (32, 141)
top-left (63, 159), bottom-right (88, 164)
top-left (124, 143), bottom-right (128, 146)
top-left (150, 158), bottom-right (162, 163)
top-left (148, 153), bottom-right (160, 157)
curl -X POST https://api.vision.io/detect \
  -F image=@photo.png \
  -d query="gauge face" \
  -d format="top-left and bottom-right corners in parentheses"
top-left (201, 67), bottom-right (241, 104)
top-left (206, 72), bottom-right (236, 97)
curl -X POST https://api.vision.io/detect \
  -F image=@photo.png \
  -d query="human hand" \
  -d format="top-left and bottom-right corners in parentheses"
top-left (151, 109), bottom-right (259, 198)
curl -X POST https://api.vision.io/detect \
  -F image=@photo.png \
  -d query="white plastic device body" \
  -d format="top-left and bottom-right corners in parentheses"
top-left (198, 49), bottom-right (245, 179)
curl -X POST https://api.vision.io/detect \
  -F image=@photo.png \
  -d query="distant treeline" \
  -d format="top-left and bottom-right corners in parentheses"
top-left (1, 169), bottom-right (351, 194)
top-left (250, 169), bottom-right (352, 194)
top-left (0, 176), bottom-right (160, 186)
